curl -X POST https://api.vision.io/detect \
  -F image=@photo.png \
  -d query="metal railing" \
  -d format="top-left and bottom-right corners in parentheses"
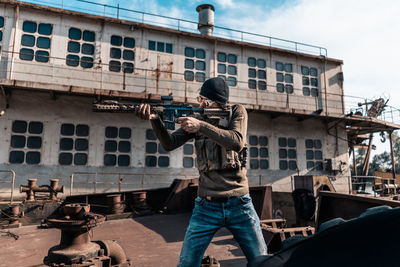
top-left (0, 49), bottom-right (343, 113)
top-left (351, 175), bottom-right (398, 196)
top-left (344, 95), bottom-right (400, 125)
top-left (2, 48), bottom-right (400, 125)
top-left (17, 0), bottom-right (328, 57)
top-left (0, 170), bottom-right (16, 204)
top-left (70, 171), bottom-right (198, 195)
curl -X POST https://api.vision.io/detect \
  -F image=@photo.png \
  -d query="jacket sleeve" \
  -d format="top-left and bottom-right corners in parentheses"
top-left (150, 116), bottom-right (196, 151)
top-left (198, 104), bottom-right (247, 152)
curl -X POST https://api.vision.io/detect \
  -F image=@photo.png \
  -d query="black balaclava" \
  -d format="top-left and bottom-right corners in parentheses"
top-left (199, 77), bottom-right (229, 105)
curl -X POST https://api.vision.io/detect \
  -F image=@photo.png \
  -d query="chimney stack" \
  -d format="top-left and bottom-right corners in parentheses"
top-left (196, 4), bottom-right (214, 36)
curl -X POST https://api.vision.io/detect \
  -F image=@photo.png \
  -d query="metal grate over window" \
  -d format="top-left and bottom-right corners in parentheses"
top-left (184, 47), bottom-right (206, 83)
top-left (248, 57), bottom-right (267, 90)
top-left (58, 123), bottom-right (89, 166)
top-left (301, 66), bottom-right (319, 97)
top-left (249, 135), bottom-right (269, 169)
top-left (109, 35), bottom-right (135, 73)
top-left (278, 137), bottom-right (297, 170)
top-left (217, 52), bottom-right (237, 87)
top-left (145, 129), bottom-right (169, 167)
top-left (103, 127), bottom-right (132, 167)
top-left (275, 62), bottom-right (294, 94)
top-left (20, 20), bottom-right (52, 63)
top-left (9, 120), bottom-right (43, 164)
top-left (66, 27), bottom-right (95, 68)
top-left (305, 139), bottom-right (324, 170)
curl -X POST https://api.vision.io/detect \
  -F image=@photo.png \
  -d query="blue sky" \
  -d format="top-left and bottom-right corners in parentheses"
top-left (22, 0), bottom-right (400, 154)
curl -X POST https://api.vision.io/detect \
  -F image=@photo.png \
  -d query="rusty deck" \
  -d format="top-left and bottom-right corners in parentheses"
top-left (0, 212), bottom-right (246, 267)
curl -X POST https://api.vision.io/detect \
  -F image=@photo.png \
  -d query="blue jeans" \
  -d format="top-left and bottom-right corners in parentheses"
top-left (178, 194), bottom-right (268, 267)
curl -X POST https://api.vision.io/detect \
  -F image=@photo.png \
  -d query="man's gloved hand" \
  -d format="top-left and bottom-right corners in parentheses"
top-left (177, 117), bottom-right (201, 133)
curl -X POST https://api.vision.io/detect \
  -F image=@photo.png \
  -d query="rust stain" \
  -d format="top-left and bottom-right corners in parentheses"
top-left (155, 55), bottom-right (160, 95)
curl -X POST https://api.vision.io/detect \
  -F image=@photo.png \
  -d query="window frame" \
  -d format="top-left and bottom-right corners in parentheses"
top-left (145, 129), bottom-right (170, 168)
top-left (66, 27), bottom-right (96, 69)
top-left (275, 61), bottom-right (294, 94)
top-left (58, 123), bottom-right (90, 166)
top-left (9, 120), bottom-right (44, 165)
top-left (184, 47), bottom-right (206, 83)
top-left (248, 57), bottom-right (267, 90)
top-left (109, 34), bottom-right (135, 73)
top-left (248, 135), bottom-right (269, 170)
top-left (218, 51), bottom-right (237, 87)
top-left (103, 126), bottom-right (132, 167)
top-left (19, 20), bottom-right (52, 63)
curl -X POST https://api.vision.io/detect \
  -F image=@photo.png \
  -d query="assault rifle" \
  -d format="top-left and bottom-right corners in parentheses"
top-left (92, 96), bottom-right (230, 130)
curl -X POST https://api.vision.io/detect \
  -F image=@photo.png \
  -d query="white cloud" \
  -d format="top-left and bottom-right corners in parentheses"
top-left (220, 0), bottom-right (400, 110)
top-left (214, 0), bottom-right (234, 8)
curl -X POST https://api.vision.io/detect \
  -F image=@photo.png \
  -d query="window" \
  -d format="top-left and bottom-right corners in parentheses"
top-left (19, 21), bottom-right (52, 62)
top-left (9, 120), bottom-right (43, 164)
top-left (103, 127), bottom-right (131, 167)
top-left (0, 16), bottom-right (4, 51)
top-left (217, 52), bottom-right (237, 87)
top-left (145, 129), bottom-right (169, 167)
top-left (66, 27), bottom-right (95, 68)
top-left (301, 66), bottom-right (319, 97)
top-left (305, 139), bottom-right (324, 170)
top-left (278, 137), bottom-right (297, 170)
top-left (184, 47), bottom-right (206, 82)
top-left (109, 35), bottom-right (135, 73)
top-left (249, 135), bottom-right (269, 169)
top-left (183, 139), bottom-right (196, 168)
top-left (276, 62), bottom-right (294, 94)
top-left (148, 40), bottom-right (172, 54)
top-left (58, 124), bottom-right (89, 166)
top-left (248, 57), bottom-right (267, 90)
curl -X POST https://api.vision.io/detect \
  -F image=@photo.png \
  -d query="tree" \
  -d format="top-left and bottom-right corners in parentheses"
top-left (369, 151), bottom-right (391, 174)
top-left (391, 131), bottom-right (400, 170)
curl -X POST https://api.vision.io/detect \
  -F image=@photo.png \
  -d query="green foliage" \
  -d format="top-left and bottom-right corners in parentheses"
top-left (370, 151), bottom-right (391, 173)
top-left (350, 131), bottom-right (400, 175)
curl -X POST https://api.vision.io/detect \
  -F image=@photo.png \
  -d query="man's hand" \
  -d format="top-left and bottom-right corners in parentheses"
top-left (176, 117), bottom-right (201, 133)
top-left (134, 104), bottom-right (158, 120)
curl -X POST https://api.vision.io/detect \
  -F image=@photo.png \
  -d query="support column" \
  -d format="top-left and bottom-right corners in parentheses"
top-left (389, 131), bottom-right (396, 179)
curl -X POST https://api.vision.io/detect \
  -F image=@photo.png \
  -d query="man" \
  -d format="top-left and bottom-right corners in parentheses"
top-left (135, 77), bottom-right (267, 266)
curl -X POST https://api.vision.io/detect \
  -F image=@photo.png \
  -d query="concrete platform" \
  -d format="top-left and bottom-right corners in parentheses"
top-left (0, 212), bottom-right (246, 267)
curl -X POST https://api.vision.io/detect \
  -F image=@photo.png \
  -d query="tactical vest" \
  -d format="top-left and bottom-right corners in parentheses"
top-left (195, 105), bottom-right (247, 172)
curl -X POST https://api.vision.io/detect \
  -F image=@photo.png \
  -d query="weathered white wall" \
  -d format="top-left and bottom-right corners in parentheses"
top-left (0, 89), bottom-right (350, 199)
top-left (246, 111), bottom-right (350, 192)
top-left (0, 4), bottom-right (345, 116)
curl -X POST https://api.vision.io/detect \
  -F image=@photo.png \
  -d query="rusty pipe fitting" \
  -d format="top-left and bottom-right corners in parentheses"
top-left (9, 204), bottom-right (21, 225)
top-left (107, 194), bottom-right (124, 214)
top-left (20, 178), bottom-right (64, 201)
top-left (20, 178), bottom-right (37, 201)
top-left (95, 240), bottom-right (128, 265)
top-left (49, 179), bottom-right (64, 200)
